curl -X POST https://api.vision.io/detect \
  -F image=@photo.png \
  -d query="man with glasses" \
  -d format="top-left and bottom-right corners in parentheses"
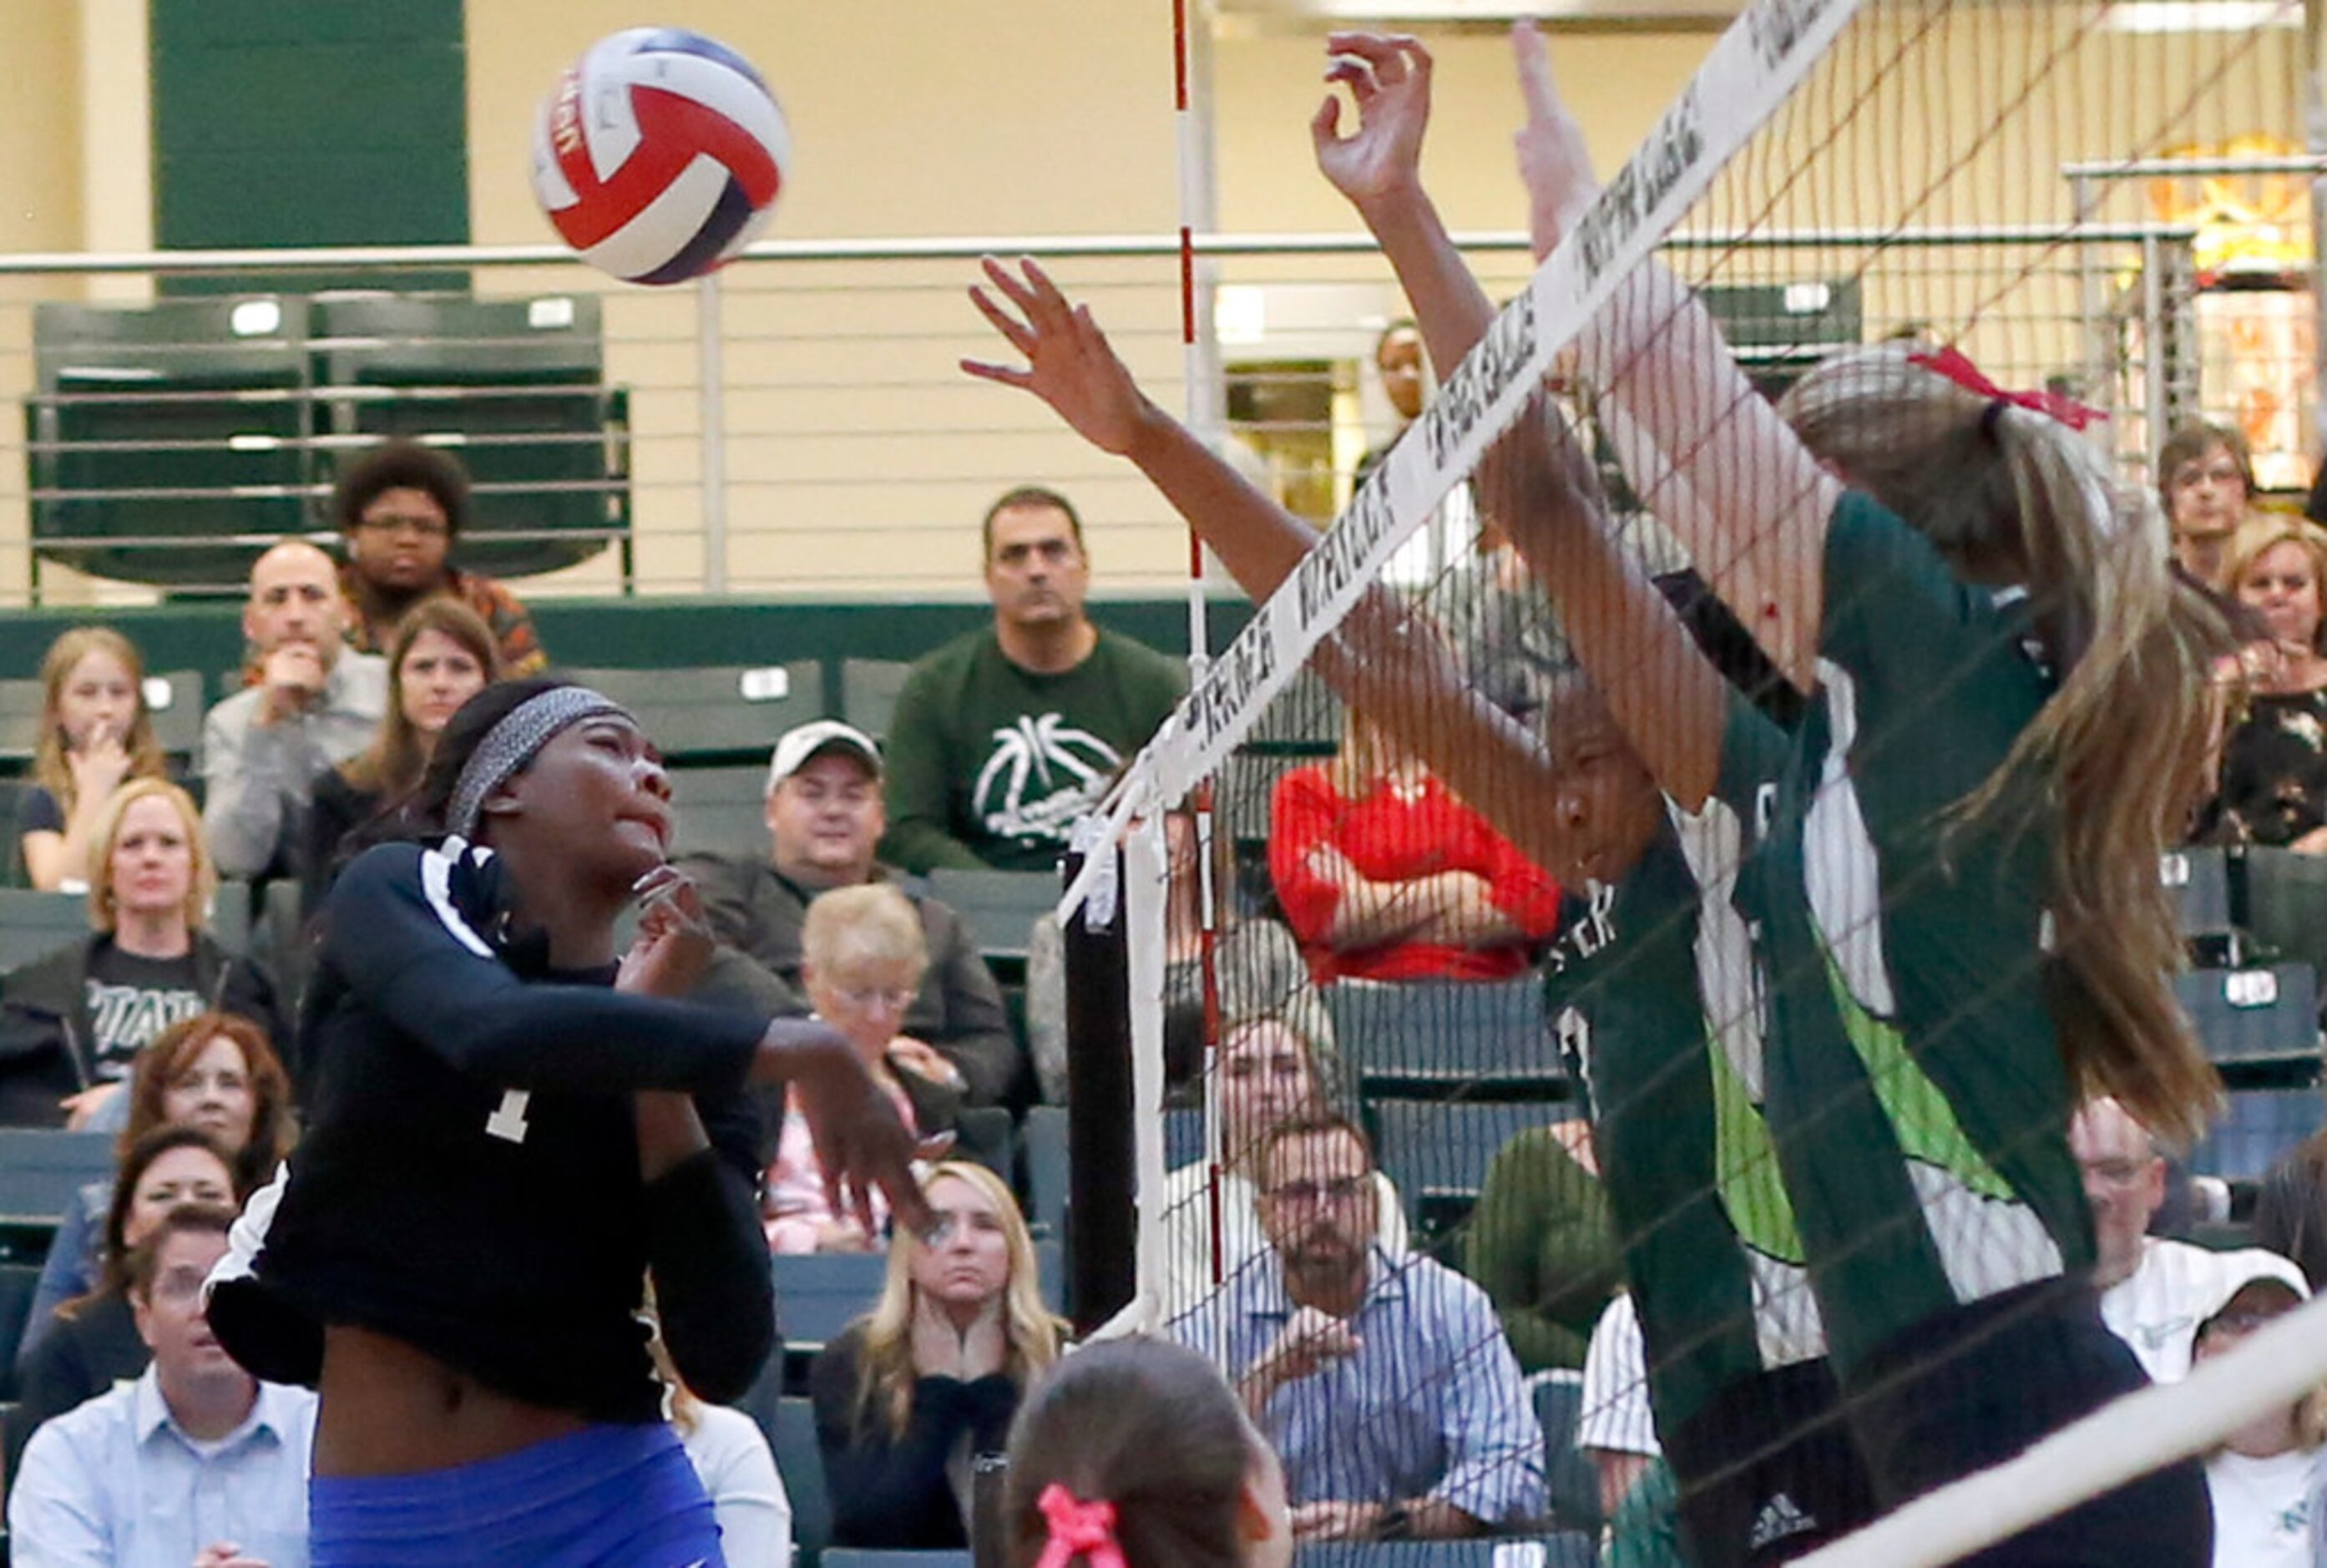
top-left (330, 438), bottom-right (547, 676)
top-left (203, 540), bottom-right (387, 878)
top-left (2076, 1095), bottom-right (2302, 1384)
top-left (1174, 1113), bottom-right (1543, 1542)
top-left (679, 720), bottom-right (1024, 1106)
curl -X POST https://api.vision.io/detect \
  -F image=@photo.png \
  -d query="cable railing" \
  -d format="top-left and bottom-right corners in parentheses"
top-left (0, 215), bottom-right (2215, 609)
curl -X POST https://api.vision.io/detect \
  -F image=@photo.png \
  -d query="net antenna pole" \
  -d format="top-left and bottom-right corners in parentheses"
top-left (1060, 837), bottom-right (1136, 1336)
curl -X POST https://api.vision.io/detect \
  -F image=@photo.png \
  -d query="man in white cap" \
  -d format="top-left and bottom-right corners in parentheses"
top-left (676, 720), bottom-right (1024, 1106)
top-left (2075, 1095), bottom-right (2304, 1384)
top-left (2184, 1252), bottom-right (2319, 1565)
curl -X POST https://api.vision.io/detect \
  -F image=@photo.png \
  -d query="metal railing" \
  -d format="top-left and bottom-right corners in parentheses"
top-left (0, 213), bottom-right (2230, 608)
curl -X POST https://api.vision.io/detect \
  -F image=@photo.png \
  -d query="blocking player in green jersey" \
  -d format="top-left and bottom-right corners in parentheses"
top-left (1515, 22), bottom-right (2233, 1563)
top-left (960, 43), bottom-right (1894, 1554)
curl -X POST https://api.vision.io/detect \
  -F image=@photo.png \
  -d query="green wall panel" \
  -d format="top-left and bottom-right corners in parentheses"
top-left (150, 0), bottom-right (470, 290)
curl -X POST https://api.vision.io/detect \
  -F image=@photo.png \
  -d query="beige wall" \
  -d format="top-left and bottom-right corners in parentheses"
top-left (0, 2), bottom-right (2306, 606)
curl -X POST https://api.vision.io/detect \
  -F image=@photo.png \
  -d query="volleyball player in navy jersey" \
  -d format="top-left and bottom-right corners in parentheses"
top-left (209, 678), bottom-right (932, 1565)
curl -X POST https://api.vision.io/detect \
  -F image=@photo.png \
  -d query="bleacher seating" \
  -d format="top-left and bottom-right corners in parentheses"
top-left (1023, 1105), bottom-right (1069, 1241)
top-left (668, 764), bottom-right (774, 862)
top-left (770, 1395), bottom-right (833, 1564)
top-left (925, 868), bottom-right (1054, 967)
top-left (1371, 1100), bottom-right (1581, 1239)
top-left (0, 1130), bottom-right (115, 1224)
top-left (1323, 979), bottom-right (1568, 1100)
top-left (838, 658), bottom-right (913, 742)
top-left (2174, 964), bottom-right (2320, 1066)
top-left (0, 890), bottom-right (89, 973)
top-left (310, 293), bottom-right (630, 583)
top-left (2240, 847), bottom-right (2327, 974)
top-left (565, 662), bottom-right (824, 766)
top-left (773, 1240), bottom-right (1065, 1353)
top-left (2191, 1088), bottom-right (2326, 1182)
top-left (1531, 1370), bottom-right (1601, 1537)
top-left (27, 296), bottom-right (312, 591)
top-left (2162, 846), bottom-right (2234, 959)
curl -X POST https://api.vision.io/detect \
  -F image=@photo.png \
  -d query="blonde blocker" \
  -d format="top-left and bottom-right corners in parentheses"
top-left (850, 1161), bottom-right (1062, 1441)
top-left (1778, 345), bottom-right (2237, 1146)
top-left (33, 627), bottom-right (164, 815)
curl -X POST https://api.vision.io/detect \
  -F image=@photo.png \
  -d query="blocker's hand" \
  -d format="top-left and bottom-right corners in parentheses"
top-left (963, 255), bottom-right (1155, 458)
top-left (1312, 32), bottom-right (1433, 215)
top-left (1510, 20), bottom-right (1602, 260)
top-left (762, 1019), bottom-right (942, 1237)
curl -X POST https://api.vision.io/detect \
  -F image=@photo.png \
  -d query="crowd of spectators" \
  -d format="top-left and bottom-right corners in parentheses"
top-left (4, 402), bottom-right (2327, 1568)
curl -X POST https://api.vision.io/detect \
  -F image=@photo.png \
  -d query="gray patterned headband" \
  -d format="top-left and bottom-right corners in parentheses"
top-left (445, 686), bottom-right (635, 839)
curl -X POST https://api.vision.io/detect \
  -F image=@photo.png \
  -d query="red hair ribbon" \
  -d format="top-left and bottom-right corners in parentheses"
top-left (1906, 345), bottom-right (2105, 432)
top-left (1035, 1483), bottom-right (1129, 1568)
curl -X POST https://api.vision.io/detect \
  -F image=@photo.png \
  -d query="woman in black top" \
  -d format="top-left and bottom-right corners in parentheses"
top-left (812, 1161), bottom-right (1060, 1550)
top-left (0, 777), bottom-right (283, 1127)
top-left (301, 596), bottom-right (499, 915)
top-left (209, 678), bottom-right (929, 1566)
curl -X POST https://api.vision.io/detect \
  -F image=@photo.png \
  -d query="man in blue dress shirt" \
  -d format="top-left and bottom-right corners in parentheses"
top-left (10, 1204), bottom-right (316, 1568)
top-left (1175, 1113), bottom-right (1545, 1542)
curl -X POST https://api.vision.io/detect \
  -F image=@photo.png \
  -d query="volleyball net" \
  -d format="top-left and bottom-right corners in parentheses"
top-left (1071, 0), bottom-right (2320, 1555)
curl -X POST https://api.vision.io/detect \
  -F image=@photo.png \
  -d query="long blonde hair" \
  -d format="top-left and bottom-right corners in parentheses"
top-left (1779, 345), bottom-right (2238, 1146)
top-left (33, 627), bottom-right (164, 815)
top-left (2219, 514), bottom-right (2327, 657)
top-left (849, 1161), bottom-right (1062, 1440)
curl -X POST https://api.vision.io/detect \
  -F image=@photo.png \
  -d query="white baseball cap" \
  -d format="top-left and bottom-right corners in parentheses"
top-left (766, 720), bottom-right (883, 796)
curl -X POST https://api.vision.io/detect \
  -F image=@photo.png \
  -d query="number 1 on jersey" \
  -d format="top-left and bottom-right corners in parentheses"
top-left (485, 1088), bottom-right (532, 1144)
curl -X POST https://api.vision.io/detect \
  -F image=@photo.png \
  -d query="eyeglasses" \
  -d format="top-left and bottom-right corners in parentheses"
top-left (2203, 1308), bottom-right (2289, 1338)
top-left (833, 984), bottom-right (918, 1013)
top-left (1266, 1176), bottom-right (1371, 1207)
top-left (357, 513), bottom-right (450, 539)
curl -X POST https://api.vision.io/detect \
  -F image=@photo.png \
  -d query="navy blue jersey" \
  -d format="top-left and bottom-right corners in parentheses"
top-left (210, 839), bottom-right (777, 1424)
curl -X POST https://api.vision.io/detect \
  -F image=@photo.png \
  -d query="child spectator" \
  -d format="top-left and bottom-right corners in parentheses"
top-left (19, 628), bottom-right (167, 893)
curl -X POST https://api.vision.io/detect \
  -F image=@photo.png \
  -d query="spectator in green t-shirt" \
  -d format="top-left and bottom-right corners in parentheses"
top-left (878, 487), bottom-right (1186, 873)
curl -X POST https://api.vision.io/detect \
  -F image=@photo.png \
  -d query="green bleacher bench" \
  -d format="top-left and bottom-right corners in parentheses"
top-left (0, 890), bottom-right (91, 974)
top-left (27, 296), bottom-right (312, 592)
top-left (837, 659), bottom-right (913, 744)
top-left (668, 764), bottom-right (774, 862)
top-left (2174, 964), bottom-right (2320, 1068)
top-left (1324, 979), bottom-right (1568, 1101)
top-left (0, 1130), bottom-right (115, 1227)
top-left (565, 662), bottom-right (823, 767)
top-left (1370, 1100), bottom-right (1581, 1238)
top-left (923, 869), bottom-right (1055, 965)
top-left (311, 293), bottom-right (630, 583)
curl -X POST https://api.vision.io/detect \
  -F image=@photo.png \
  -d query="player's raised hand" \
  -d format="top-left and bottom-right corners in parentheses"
top-left (963, 255), bottom-right (1156, 458)
top-left (616, 864), bottom-right (715, 999)
top-left (1312, 33), bottom-right (1433, 214)
top-left (1510, 20), bottom-right (1601, 260)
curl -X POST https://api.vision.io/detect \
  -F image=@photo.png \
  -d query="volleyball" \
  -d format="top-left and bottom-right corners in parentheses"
top-left (531, 28), bottom-right (790, 286)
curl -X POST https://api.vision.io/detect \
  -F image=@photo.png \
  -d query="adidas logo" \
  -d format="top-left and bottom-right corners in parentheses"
top-left (1749, 1492), bottom-right (1818, 1551)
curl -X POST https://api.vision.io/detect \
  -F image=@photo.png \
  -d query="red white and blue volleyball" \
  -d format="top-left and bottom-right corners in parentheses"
top-left (531, 28), bottom-right (790, 286)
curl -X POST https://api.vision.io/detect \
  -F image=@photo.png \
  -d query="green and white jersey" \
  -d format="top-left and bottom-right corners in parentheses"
top-left (1755, 492), bottom-right (2093, 1379)
top-left (1544, 695), bottom-right (1826, 1438)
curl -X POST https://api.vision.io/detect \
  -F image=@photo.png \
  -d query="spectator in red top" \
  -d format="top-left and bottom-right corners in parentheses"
top-left (1267, 706), bottom-right (1562, 984)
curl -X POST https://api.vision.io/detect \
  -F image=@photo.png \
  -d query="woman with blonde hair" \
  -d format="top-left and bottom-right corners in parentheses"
top-left (302, 596), bottom-right (500, 910)
top-left (0, 779), bottom-right (283, 1127)
top-left (812, 1160), bottom-right (1063, 1551)
top-left (2197, 516), bottom-right (2327, 850)
top-left (19, 626), bottom-right (167, 892)
top-left (766, 883), bottom-right (962, 1252)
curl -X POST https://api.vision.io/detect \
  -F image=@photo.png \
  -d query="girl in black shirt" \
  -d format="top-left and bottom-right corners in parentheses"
top-left (210, 679), bottom-right (929, 1565)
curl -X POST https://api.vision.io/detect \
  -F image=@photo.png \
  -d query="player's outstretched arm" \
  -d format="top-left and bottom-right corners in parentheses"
top-left (962, 258), bottom-right (1569, 872)
top-left (1513, 20), bottom-right (1839, 693)
top-left (1317, 31), bottom-right (1726, 807)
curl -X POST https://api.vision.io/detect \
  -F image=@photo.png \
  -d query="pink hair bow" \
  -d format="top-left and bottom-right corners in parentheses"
top-left (1035, 1483), bottom-right (1129, 1568)
top-left (1906, 345), bottom-right (2106, 432)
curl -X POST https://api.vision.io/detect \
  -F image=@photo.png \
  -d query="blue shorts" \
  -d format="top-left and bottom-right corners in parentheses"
top-left (310, 1422), bottom-right (725, 1567)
